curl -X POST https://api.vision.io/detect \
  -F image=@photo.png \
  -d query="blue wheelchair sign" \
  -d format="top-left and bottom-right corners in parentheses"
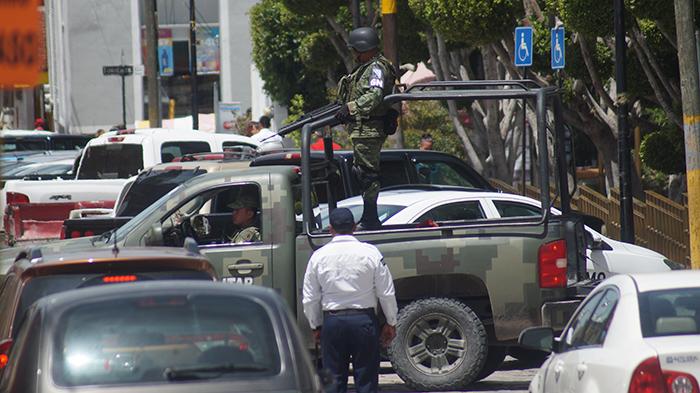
top-left (551, 27), bottom-right (565, 69)
top-left (514, 27), bottom-right (533, 67)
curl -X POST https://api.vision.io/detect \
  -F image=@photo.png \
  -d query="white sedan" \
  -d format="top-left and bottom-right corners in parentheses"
top-left (521, 270), bottom-right (700, 393)
top-left (319, 189), bottom-right (676, 279)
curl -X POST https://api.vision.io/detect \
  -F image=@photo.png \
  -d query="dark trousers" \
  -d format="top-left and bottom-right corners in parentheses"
top-left (321, 311), bottom-right (380, 393)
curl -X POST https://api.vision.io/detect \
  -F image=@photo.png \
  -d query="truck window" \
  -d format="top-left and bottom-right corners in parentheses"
top-left (379, 160), bottom-right (411, 187)
top-left (493, 201), bottom-right (542, 218)
top-left (1, 138), bottom-right (49, 152)
top-left (161, 184), bottom-right (262, 247)
top-left (416, 201), bottom-right (485, 222)
top-left (412, 160), bottom-right (477, 188)
top-left (49, 136), bottom-right (90, 150)
top-left (78, 144), bottom-right (144, 179)
top-left (116, 168), bottom-right (207, 217)
top-left (161, 141), bottom-right (211, 163)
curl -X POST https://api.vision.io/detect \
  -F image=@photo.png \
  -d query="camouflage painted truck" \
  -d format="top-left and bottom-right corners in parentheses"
top-left (0, 81), bottom-right (591, 390)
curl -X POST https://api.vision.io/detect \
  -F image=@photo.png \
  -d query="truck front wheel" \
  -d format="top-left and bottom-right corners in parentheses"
top-left (389, 298), bottom-right (487, 390)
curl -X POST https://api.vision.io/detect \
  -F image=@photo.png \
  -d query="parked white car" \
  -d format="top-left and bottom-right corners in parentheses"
top-left (319, 189), bottom-right (677, 278)
top-left (521, 270), bottom-right (700, 392)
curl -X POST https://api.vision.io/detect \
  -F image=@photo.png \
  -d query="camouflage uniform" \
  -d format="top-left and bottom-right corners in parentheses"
top-left (227, 195), bottom-right (262, 243)
top-left (229, 225), bottom-right (261, 243)
top-left (338, 54), bottom-right (396, 228)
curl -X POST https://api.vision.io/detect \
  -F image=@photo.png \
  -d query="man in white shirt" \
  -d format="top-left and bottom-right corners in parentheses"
top-left (250, 115), bottom-right (283, 148)
top-left (302, 207), bottom-right (397, 393)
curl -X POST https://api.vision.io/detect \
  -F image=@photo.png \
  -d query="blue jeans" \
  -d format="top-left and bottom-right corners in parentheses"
top-left (321, 311), bottom-right (380, 393)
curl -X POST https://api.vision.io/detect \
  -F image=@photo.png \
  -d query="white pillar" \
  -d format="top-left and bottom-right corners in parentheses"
top-left (218, 0), bottom-right (232, 102)
top-left (130, 0), bottom-right (143, 124)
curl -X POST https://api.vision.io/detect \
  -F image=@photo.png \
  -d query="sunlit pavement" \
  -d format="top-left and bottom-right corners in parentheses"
top-left (345, 357), bottom-right (538, 392)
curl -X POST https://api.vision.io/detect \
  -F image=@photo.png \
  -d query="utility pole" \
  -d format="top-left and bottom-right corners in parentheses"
top-left (382, 0), bottom-right (402, 148)
top-left (614, 0), bottom-right (635, 243)
top-left (350, 0), bottom-right (360, 28)
top-left (189, 0), bottom-right (199, 129)
top-left (144, 0), bottom-right (161, 127)
top-left (675, 0), bottom-right (700, 268)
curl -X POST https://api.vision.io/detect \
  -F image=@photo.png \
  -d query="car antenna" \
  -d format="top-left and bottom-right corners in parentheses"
top-left (112, 227), bottom-right (119, 256)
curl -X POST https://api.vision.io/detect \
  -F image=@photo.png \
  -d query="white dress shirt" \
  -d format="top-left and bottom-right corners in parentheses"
top-left (302, 235), bottom-right (398, 329)
top-left (251, 128), bottom-right (283, 145)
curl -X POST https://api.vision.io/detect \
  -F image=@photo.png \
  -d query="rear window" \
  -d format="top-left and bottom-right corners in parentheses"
top-left (78, 144), bottom-right (144, 179)
top-left (638, 287), bottom-right (700, 337)
top-left (1, 138), bottom-right (49, 152)
top-left (161, 141), bottom-right (211, 162)
top-left (116, 168), bottom-right (207, 217)
top-left (413, 160), bottom-right (478, 188)
top-left (53, 294), bottom-right (280, 386)
top-left (13, 271), bottom-right (212, 337)
top-left (49, 136), bottom-right (90, 151)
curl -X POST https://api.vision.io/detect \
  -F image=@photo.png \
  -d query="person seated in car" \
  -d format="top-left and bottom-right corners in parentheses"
top-left (227, 195), bottom-right (261, 243)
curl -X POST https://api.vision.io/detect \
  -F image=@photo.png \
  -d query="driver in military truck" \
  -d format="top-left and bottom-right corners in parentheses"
top-left (227, 195), bottom-right (262, 243)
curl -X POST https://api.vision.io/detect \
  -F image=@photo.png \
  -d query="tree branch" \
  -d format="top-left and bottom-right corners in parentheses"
top-left (629, 37), bottom-right (683, 129)
top-left (522, 0), bottom-right (544, 22)
top-left (325, 16), bottom-right (353, 72)
top-left (583, 86), bottom-right (618, 131)
top-left (630, 23), bottom-right (681, 105)
top-left (578, 35), bottom-right (615, 110)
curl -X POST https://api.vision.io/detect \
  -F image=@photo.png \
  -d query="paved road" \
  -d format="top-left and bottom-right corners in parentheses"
top-left (348, 357), bottom-right (538, 392)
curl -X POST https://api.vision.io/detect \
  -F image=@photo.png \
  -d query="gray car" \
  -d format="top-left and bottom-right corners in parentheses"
top-left (0, 281), bottom-right (323, 393)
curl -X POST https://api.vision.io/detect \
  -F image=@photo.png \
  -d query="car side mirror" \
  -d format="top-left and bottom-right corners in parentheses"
top-left (586, 231), bottom-right (604, 250)
top-left (143, 223), bottom-right (163, 246)
top-left (518, 327), bottom-right (555, 353)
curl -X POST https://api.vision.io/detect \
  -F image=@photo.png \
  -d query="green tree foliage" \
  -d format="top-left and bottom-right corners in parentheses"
top-left (547, 0), bottom-right (614, 38)
top-left (408, 0), bottom-right (521, 45)
top-left (401, 101), bottom-right (466, 160)
top-left (281, 0), bottom-right (345, 16)
top-left (250, 0), bottom-right (328, 109)
top-left (640, 108), bottom-right (685, 174)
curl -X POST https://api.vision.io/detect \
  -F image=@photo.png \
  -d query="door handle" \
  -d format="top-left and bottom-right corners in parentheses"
top-left (228, 263), bottom-right (263, 271)
top-left (577, 363), bottom-right (587, 380)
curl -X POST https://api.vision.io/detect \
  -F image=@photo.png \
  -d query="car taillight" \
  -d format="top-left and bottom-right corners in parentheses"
top-left (6, 192), bottom-right (29, 205)
top-left (538, 239), bottom-right (567, 288)
top-left (285, 153), bottom-right (301, 160)
top-left (664, 369), bottom-right (699, 393)
top-left (84, 230), bottom-right (94, 236)
top-left (629, 357), bottom-right (666, 393)
top-left (102, 275), bottom-right (138, 283)
top-left (70, 230), bottom-right (81, 238)
top-left (0, 339), bottom-right (13, 369)
top-left (108, 136), bottom-right (125, 142)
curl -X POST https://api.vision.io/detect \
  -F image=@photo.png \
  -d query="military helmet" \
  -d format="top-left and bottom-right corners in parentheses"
top-left (347, 27), bottom-right (379, 52)
top-left (227, 194), bottom-right (258, 210)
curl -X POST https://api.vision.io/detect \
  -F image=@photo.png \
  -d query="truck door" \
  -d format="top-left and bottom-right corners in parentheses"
top-left (159, 182), bottom-right (273, 286)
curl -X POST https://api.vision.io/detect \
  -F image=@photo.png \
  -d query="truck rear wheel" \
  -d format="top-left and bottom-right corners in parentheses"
top-left (389, 298), bottom-right (487, 390)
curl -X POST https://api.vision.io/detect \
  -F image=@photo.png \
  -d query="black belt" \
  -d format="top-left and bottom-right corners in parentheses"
top-left (323, 308), bottom-right (374, 316)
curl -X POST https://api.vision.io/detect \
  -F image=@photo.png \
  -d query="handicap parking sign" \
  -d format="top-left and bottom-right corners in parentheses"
top-left (514, 27), bottom-right (533, 67)
top-left (551, 27), bottom-right (565, 69)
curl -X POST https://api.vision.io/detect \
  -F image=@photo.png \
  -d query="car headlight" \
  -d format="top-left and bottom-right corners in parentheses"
top-left (664, 259), bottom-right (687, 270)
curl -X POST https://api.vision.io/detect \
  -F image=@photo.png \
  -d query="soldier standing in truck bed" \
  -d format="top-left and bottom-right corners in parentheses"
top-left (335, 27), bottom-right (397, 230)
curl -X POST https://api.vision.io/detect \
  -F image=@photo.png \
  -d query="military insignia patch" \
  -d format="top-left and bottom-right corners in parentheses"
top-left (369, 66), bottom-right (384, 88)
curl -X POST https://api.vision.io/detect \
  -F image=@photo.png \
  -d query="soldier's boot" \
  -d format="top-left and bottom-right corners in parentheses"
top-left (358, 201), bottom-right (381, 230)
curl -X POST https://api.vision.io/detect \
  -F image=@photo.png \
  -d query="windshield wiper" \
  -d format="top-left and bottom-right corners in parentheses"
top-left (164, 364), bottom-right (269, 381)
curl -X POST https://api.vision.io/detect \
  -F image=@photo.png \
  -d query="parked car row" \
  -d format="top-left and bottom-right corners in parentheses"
top-left (0, 244), bottom-right (324, 392)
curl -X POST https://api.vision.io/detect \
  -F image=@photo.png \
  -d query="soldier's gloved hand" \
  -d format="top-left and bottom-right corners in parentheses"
top-left (335, 104), bottom-right (352, 123)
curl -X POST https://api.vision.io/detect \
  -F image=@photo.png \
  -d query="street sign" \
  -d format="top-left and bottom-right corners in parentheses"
top-left (551, 27), bottom-right (566, 69)
top-left (0, 0), bottom-right (43, 86)
top-left (102, 65), bottom-right (133, 76)
top-left (514, 27), bottom-right (533, 67)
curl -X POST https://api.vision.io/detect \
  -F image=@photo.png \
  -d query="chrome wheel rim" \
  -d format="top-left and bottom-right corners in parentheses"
top-left (405, 313), bottom-right (466, 375)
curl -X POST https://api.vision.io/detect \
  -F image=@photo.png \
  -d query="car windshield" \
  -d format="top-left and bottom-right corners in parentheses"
top-left (116, 168), bottom-right (207, 217)
top-left (78, 144), bottom-right (144, 179)
top-left (1, 138), bottom-right (49, 152)
top-left (638, 287), bottom-right (700, 337)
top-left (113, 183), bottom-right (187, 243)
top-left (13, 271), bottom-right (213, 337)
top-left (318, 204), bottom-right (405, 228)
top-left (53, 294), bottom-right (280, 386)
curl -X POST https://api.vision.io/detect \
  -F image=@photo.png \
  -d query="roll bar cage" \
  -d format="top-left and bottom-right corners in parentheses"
top-left (282, 80), bottom-right (570, 236)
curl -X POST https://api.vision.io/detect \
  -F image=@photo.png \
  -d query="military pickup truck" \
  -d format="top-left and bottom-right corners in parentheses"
top-left (0, 81), bottom-right (591, 390)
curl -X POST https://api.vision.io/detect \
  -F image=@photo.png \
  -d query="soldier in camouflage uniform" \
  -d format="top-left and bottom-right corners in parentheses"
top-left (336, 27), bottom-right (396, 230)
top-left (227, 195), bottom-right (262, 243)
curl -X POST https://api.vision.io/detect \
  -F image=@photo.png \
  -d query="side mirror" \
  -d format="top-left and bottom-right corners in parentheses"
top-left (143, 223), bottom-right (164, 246)
top-left (586, 231), bottom-right (604, 250)
top-left (518, 327), bottom-right (555, 353)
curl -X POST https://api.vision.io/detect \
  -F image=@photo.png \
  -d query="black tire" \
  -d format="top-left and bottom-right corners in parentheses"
top-left (388, 298), bottom-right (487, 391)
top-left (476, 346), bottom-right (506, 380)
